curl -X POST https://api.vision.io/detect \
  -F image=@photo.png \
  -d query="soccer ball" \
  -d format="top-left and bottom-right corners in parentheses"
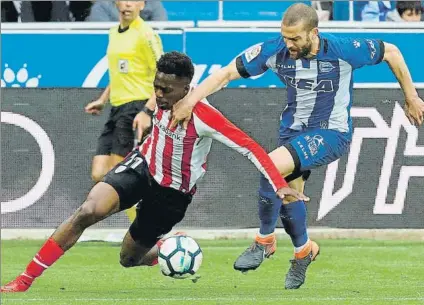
top-left (158, 235), bottom-right (203, 279)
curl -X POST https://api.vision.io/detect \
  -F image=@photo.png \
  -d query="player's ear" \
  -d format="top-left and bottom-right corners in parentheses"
top-left (138, 1), bottom-right (146, 11)
top-left (183, 84), bottom-right (190, 95)
top-left (311, 27), bottom-right (319, 38)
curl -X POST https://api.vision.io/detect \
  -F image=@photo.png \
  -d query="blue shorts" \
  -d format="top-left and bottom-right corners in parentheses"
top-left (279, 128), bottom-right (351, 173)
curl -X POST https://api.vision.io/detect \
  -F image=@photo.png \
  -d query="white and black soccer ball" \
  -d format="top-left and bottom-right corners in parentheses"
top-left (158, 235), bottom-right (203, 279)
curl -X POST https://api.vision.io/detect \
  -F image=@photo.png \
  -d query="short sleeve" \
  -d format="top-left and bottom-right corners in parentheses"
top-left (336, 37), bottom-right (385, 69)
top-left (235, 36), bottom-right (285, 78)
top-left (144, 31), bottom-right (164, 71)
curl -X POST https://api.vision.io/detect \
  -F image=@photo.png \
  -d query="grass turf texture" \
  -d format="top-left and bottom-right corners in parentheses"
top-left (1, 239), bottom-right (423, 305)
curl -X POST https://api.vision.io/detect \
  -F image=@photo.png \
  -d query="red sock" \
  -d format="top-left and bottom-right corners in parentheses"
top-left (22, 238), bottom-right (65, 282)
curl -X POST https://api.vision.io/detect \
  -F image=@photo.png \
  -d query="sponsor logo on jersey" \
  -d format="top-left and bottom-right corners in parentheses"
top-left (319, 61), bottom-right (335, 73)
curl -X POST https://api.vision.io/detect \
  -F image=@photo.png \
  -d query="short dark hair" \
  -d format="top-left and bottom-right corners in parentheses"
top-left (282, 3), bottom-right (318, 32)
top-left (157, 51), bottom-right (195, 81)
top-left (396, 1), bottom-right (423, 16)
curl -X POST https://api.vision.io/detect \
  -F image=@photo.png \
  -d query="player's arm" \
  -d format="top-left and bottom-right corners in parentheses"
top-left (340, 38), bottom-right (424, 125)
top-left (186, 43), bottom-right (273, 107)
top-left (144, 93), bottom-right (157, 110)
top-left (133, 94), bottom-right (157, 143)
top-left (85, 85), bottom-right (110, 115)
top-left (382, 42), bottom-right (424, 124)
top-left (185, 60), bottom-right (242, 108)
top-left (169, 61), bottom-right (241, 128)
top-left (382, 42), bottom-right (417, 99)
top-left (340, 38), bottom-right (415, 96)
top-left (97, 85), bottom-right (110, 103)
top-left (171, 39), bottom-right (280, 128)
top-left (193, 103), bottom-right (309, 200)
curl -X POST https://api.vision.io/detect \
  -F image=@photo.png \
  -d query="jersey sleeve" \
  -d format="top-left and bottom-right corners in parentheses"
top-left (335, 37), bottom-right (385, 69)
top-left (193, 102), bottom-right (288, 191)
top-left (143, 31), bottom-right (164, 71)
top-left (235, 36), bottom-right (284, 78)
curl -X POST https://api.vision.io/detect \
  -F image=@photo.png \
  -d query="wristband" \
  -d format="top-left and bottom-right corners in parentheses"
top-left (142, 106), bottom-right (154, 118)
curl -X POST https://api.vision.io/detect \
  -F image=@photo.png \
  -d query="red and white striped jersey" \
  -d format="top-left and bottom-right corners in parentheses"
top-left (139, 100), bottom-right (288, 194)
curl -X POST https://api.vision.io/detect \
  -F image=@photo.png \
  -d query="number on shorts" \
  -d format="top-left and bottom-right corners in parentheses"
top-left (124, 153), bottom-right (143, 169)
top-left (115, 153), bottom-right (144, 173)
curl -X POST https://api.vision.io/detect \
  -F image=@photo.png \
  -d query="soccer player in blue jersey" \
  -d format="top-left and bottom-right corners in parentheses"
top-left (171, 3), bottom-right (424, 289)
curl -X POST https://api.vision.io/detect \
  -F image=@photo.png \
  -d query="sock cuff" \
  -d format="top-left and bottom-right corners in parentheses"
top-left (38, 238), bottom-right (65, 266)
top-left (294, 240), bottom-right (311, 259)
top-left (47, 238), bottom-right (65, 255)
top-left (255, 232), bottom-right (276, 244)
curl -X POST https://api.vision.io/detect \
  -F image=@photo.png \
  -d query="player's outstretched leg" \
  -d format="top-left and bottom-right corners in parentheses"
top-left (233, 174), bottom-right (279, 272)
top-left (1, 182), bottom-right (121, 293)
top-left (134, 231), bottom-right (187, 267)
top-left (120, 211), bottom-right (188, 268)
top-left (280, 193), bottom-right (320, 289)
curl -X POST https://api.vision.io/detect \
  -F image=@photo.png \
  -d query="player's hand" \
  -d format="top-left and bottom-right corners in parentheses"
top-left (405, 95), bottom-right (424, 126)
top-left (133, 111), bottom-right (152, 143)
top-left (276, 187), bottom-right (310, 202)
top-left (85, 99), bottom-right (106, 115)
top-left (170, 96), bottom-right (195, 130)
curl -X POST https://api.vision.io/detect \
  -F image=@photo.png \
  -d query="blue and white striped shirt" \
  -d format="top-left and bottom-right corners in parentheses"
top-left (236, 33), bottom-right (385, 134)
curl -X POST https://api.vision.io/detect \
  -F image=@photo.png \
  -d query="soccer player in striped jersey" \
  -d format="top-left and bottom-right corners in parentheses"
top-left (1, 51), bottom-right (307, 293)
top-left (170, 3), bottom-right (424, 289)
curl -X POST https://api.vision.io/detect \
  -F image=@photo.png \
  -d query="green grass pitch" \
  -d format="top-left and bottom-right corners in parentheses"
top-left (1, 239), bottom-right (423, 305)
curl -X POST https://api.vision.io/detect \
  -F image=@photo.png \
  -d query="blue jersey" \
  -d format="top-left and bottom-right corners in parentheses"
top-left (236, 33), bottom-right (385, 134)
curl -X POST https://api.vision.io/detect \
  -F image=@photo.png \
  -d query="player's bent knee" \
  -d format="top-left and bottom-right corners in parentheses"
top-left (119, 252), bottom-right (139, 268)
top-left (91, 172), bottom-right (104, 183)
top-left (120, 256), bottom-right (135, 268)
top-left (73, 199), bottom-right (102, 228)
top-left (73, 206), bottom-right (96, 229)
top-left (91, 168), bottom-right (108, 183)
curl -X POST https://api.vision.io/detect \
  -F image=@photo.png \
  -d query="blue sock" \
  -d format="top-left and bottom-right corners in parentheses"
top-left (279, 200), bottom-right (309, 247)
top-left (258, 175), bottom-right (282, 235)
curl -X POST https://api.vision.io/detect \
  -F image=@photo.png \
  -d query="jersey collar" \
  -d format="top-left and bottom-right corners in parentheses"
top-left (317, 35), bottom-right (327, 57)
top-left (118, 16), bottom-right (142, 33)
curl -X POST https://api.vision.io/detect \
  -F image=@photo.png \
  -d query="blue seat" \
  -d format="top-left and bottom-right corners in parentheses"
top-left (162, 1), bottom-right (219, 21)
top-left (223, 1), bottom-right (311, 21)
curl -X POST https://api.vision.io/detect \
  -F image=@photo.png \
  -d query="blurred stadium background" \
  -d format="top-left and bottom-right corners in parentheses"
top-left (1, 1), bottom-right (424, 240)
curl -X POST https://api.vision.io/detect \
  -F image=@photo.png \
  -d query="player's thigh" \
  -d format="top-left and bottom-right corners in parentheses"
top-left (81, 182), bottom-right (121, 218)
top-left (288, 176), bottom-right (305, 192)
top-left (91, 155), bottom-right (111, 182)
top-left (112, 101), bottom-right (146, 157)
top-left (102, 149), bottom-right (150, 211)
top-left (284, 129), bottom-right (351, 172)
top-left (95, 109), bottom-right (115, 156)
top-left (109, 154), bottom-right (125, 169)
top-left (52, 181), bottom-right (121, 249)
top-left (267, 145), bottom-right (296, 176)
top-left (129, 184), bottom-right (192, 248)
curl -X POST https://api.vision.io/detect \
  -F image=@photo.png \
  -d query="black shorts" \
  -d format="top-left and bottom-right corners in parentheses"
top-left (102, 150), bottom-right (192, 247)
top-left (96, 100), bottom-right (146, 157)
